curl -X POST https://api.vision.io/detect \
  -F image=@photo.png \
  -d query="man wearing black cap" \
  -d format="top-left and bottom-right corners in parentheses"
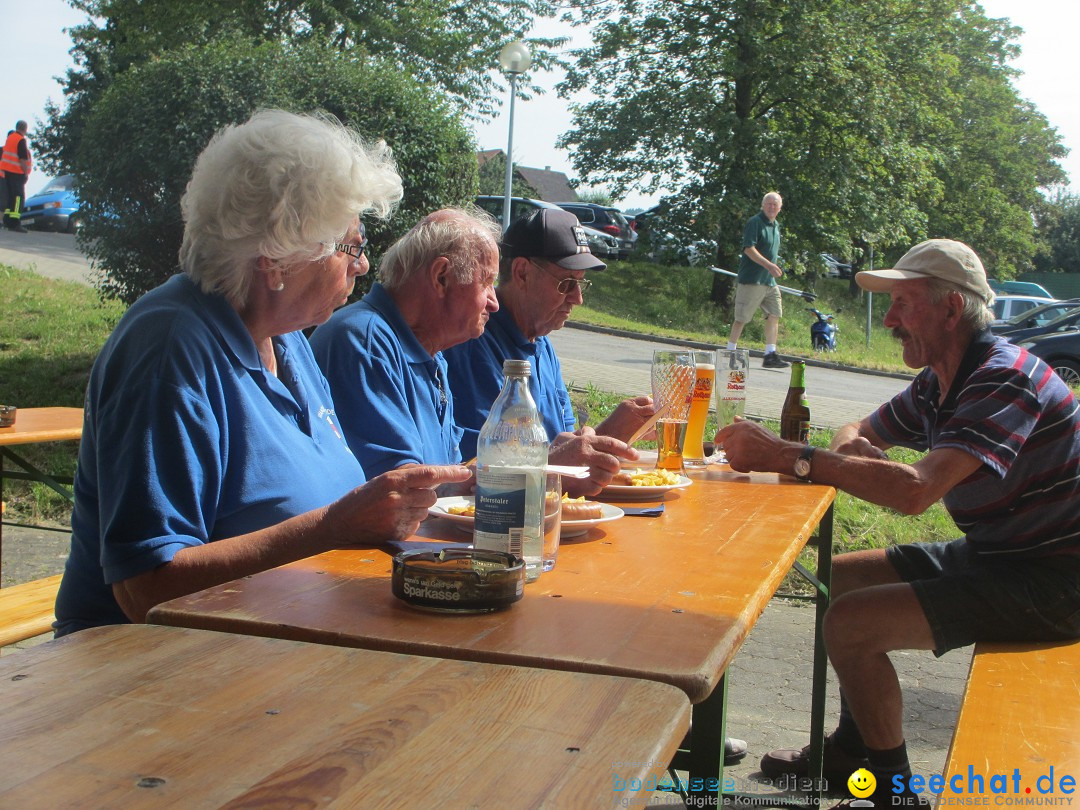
top-left (445, 207), bottom-right (653, 494)
top-left (718, 239), bottom-right (1080, 806)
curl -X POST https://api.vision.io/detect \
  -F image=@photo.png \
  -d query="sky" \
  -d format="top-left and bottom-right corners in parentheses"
top-left (4, 0), bottom-right (1077, 212)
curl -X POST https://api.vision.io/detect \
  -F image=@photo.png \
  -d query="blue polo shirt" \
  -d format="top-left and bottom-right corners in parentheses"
top-left (444, 301), bottom-right (575, 460)
top-left (870, 330), bottom-right (1080, 558)
top-left (54, 274), bottom-right (365, 637)
top-left (309, 282), bottom-right (463, 477)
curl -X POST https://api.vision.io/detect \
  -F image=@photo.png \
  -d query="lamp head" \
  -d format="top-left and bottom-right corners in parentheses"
top-left (498, 40), bottom-right (532, 74)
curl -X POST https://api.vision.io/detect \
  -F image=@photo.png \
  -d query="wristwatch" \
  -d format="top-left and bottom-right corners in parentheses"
top-left (793, 446), bottom-right (816, 481)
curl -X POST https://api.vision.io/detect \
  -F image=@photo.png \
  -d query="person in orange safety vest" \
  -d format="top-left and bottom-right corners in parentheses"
top-left (2, 121), bottom-right (33, 232)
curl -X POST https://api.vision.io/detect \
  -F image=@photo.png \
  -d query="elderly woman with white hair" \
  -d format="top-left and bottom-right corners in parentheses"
top-left (54, 110), bottom-right (469, 636)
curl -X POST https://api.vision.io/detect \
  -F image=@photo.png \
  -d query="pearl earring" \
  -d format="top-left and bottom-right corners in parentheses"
top-left (274, 282), bottom-right (285, 291)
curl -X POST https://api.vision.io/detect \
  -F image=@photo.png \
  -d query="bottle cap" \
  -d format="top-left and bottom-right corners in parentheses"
top-left (502, 359), bottom-right (532, 377)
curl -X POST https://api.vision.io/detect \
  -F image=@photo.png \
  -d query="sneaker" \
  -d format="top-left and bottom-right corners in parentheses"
top-left (724, 737), bottom-right (748, 765)
top-left (678, 728), bottom-right (749, 766)
top-left (762, 352), bottom-right (789, 369)
top-left (760, 733), bottom-right (868, 787)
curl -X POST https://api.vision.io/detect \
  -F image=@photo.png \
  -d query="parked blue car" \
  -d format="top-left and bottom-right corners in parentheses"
top-left (22, 174), bottom-right (83, 233)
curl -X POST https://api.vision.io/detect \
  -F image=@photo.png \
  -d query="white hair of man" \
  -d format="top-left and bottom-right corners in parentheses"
top-left (180, 109), bottom-right (403, 307)
top-left (762, 191), bottom-right (782, 206)
top-left (378, 206), bottom-right (500, 292)
top-left (925, 277), bottom-right (994, 331)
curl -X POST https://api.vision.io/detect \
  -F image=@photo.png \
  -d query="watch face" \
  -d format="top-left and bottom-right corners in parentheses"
top-left (794, 457), bottom-right (811, 478)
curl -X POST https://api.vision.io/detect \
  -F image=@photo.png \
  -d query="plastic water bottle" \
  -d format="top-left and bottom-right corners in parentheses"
top-left (473, 359), bottom-right (549, 582)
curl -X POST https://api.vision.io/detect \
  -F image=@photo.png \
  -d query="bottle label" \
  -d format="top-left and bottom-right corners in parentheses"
top-left (474, 468), bottom-right (542, 559)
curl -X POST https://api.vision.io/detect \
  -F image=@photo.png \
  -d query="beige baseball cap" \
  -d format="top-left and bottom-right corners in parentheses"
top-left (855, 239), bottom-right (994, 303)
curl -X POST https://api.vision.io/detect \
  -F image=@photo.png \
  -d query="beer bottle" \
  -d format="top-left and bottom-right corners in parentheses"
top-left (780, 361), bottom-right (811, 443)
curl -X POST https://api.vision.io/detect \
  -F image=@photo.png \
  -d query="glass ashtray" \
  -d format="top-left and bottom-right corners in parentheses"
top-left (391, 548), bottom-right (525, 613)
top-left (0, 405), bottom-right (15, 428)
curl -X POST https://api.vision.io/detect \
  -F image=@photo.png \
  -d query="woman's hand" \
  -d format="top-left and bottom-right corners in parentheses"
top-left (331, 464), bottom-right (472, 543)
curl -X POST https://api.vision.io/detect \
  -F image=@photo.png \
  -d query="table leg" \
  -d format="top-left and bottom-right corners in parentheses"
top-left (687, 672), bottom-right (727, 805)
top-left (807, 503), bottom-right (834, 799)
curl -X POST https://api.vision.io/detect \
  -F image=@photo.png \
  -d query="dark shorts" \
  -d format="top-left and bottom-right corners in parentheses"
top-left (886, 539), bottom-right (1080, 656)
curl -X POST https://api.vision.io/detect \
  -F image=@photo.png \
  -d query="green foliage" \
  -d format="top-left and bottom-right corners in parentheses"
top-left (0, 266), bottom-right (125, 523)
top-left (71, 38), bottom-right (477, 303)
top-left (558, 0), bottom-right (1066, 297)
top-left (575, 189), bottom-right (614, 206)
top-left (477, 152), bottom-right (540, 198)
top-left (1034, 191), bottom-right (1080, 274)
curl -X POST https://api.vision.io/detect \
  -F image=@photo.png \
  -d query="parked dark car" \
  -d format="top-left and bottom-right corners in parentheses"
top-left (997, 305), bottom-right (1080, 343)
top-left (1017, 331), bottom-right (1080, 387)
top-left (991, 299), bottom-right (1080, 336)
top-left (22, 174), bottom-right (82, 233)
top-left (553, 202), bottom-right (635, 259)
top-left (474, 195), bottom-right (620, 260)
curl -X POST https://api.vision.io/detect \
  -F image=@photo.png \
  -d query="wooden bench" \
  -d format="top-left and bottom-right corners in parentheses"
top-left (938, 640), bottom-right (1080, 805)
top-left (0, 574), bottom-right (62, 647)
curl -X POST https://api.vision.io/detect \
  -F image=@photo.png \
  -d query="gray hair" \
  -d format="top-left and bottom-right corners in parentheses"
top-left (925, 277), bottom-right (994, 331)
top-left (378, 207), bottom-right (500, 291)
top-left (180, 109), bottom-right (403, 307)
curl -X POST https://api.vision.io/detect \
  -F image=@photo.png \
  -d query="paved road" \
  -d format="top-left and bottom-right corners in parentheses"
top-left (552, 325), bottom-right (910, 429)
top-left (0, 228), bottom-right (93, 284)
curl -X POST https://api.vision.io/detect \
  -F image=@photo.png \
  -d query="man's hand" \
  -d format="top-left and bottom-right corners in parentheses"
top-left (595, 395), bottom-right (655, 442)
top-left (714, 418), bottom-right (791, 474)
top-left (550, 427), bottom-right (639, 496)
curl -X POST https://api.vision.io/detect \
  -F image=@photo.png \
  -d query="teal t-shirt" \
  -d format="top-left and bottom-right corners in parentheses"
top-left (736, 211), bottom-right (780, 286)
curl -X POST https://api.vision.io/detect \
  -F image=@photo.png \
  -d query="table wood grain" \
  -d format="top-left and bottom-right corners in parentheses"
top-left (0, 624), bottom-right (690, 808)
top-left (0, 406), bottom-right (83, 445)
top-left (150, 469), bottom-right (834, 705)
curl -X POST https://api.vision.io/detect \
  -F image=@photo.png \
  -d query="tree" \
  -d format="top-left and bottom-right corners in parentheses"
top-left (38, 0), bottom-right (565, 178)
top-left (1034, 192), bottom-right (1080, 274)
top-left (557, 0), bottom-right (1066, 302)
top-left (73, 38), bottom-right (477, 303)
top-left (476, 152), bottom-right (540, 198)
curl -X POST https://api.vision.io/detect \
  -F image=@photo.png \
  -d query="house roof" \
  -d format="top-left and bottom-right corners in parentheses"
top-left (514, 165), bottom-right (577, 202)
top-left (475, 151), bottom-right (579, 202)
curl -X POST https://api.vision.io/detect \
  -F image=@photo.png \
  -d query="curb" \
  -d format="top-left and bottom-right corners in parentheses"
top-left (563, 320), bottom-right (914, 381)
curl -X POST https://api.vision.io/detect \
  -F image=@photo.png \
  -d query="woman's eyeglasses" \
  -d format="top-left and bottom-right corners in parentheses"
top-left (327, 223), bottom-right (368, 260)
top-left (530, 259), bottom-right (592, 295)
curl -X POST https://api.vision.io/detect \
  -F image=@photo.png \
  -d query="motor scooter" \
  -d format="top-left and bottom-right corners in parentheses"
top-left (807, 308), bottom-right (838, 351)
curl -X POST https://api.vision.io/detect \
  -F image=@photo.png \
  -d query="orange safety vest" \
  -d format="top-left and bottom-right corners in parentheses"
top-left (0, 131), bottom-right (31, 175)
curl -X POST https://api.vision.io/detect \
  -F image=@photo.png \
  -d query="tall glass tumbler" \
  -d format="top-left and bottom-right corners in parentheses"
top-left (651, 349), bottom-right (696, 472)
top-left (682, 350), bottom-right (717, 468)
top-left (714, 348), bottom-right (749, 462)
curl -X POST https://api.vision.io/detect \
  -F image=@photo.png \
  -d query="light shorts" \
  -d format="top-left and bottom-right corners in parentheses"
top-left (886, 538), bottom-right (1080, 656)
top-left (733, 283), bottom-right (783, 324)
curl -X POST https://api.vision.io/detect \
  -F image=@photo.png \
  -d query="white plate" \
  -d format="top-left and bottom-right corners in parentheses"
top-left (620, 449), bottom-right (658, 468)
top-left (599, 474), bottom-right (693, 500)
top-left (427, 496), bottom-right (624, 538)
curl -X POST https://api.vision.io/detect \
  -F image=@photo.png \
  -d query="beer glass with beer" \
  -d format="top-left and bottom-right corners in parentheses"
top-left (682, 350), bottom-right (717, 468)
top-left (651, 349), bottom-right (695, 472)
top-left (714, 349), bottom-right (749, 462)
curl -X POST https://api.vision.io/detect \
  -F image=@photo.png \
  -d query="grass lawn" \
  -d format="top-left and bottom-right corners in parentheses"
top-left (1, 263), bottom-right (957, 573)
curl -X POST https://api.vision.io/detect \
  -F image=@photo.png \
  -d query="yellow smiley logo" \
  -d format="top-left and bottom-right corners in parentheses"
top-left (848, 768), bottom-right (876, 798)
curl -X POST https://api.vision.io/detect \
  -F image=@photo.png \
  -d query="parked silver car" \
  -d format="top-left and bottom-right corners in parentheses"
top-left (475, 196), bottom-right (620, 260)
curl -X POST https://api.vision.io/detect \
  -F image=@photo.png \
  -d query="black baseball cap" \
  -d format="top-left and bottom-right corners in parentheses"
top-left (502, 208), bottom-right (607, 271)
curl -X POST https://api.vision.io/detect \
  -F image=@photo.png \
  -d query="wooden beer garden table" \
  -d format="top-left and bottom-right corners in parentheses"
top-left (0, 623), bottom-right (691, 807)
top-left (149, 467), bottom-right (837, 805)
top-left (0, 406), bottom-right (83, 569)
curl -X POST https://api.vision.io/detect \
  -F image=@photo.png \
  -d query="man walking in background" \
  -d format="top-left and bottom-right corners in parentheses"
top-left (725, 191), bottom-right (787, 368)
top-left (2, 121), bottom-right (32, 232)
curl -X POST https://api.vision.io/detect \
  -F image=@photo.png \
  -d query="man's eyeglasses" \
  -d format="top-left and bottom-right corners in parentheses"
top-left (530, 259), bottom-right (592, 295)
top-left (327, 223), bottom-right (367, 260)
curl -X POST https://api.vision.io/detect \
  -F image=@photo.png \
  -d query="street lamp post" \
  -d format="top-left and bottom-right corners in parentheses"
top-left (498, 40), bottom-right (532, 232)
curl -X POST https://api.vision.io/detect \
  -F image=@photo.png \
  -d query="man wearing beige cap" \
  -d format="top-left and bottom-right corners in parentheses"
top-left (717, 239), bottom-right (1080, 806)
